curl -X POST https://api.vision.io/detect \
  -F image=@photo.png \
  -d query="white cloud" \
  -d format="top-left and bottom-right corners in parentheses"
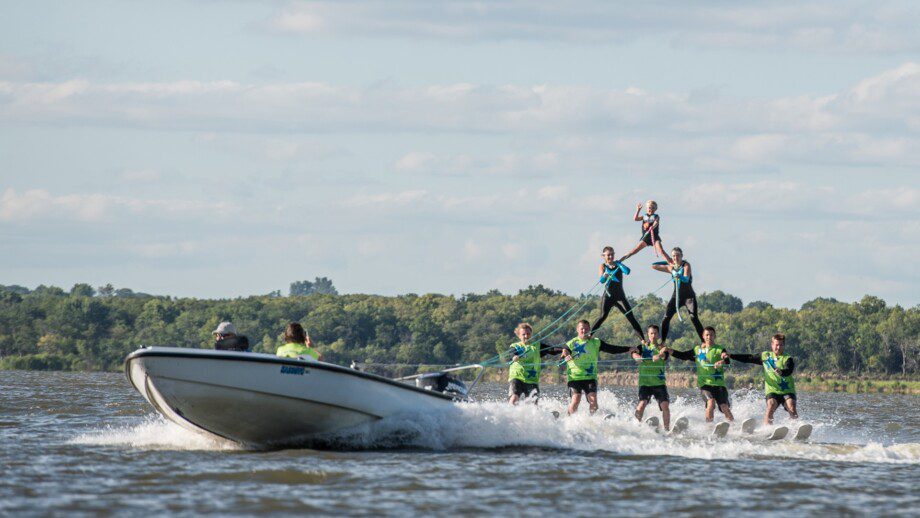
top-left (1, 62), bottom-right (916, 177)
top-left (265, 1), bottom-right (920, 52)
top-left (394, 152), bottom-right (436, 172)
top-left (680, 181), bottom-right (811, 213)
top-left (120, 169), bottom-right (161, 183)
top-left (127, 241), bottom-right (200, 259)
top-left (343, 190), bottom-right (428, 208)
top-left (0, 188), bottom-right (240, 223)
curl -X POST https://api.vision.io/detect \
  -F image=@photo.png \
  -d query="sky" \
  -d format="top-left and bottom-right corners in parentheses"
top-left (1, 0), bottom-right (918, 308)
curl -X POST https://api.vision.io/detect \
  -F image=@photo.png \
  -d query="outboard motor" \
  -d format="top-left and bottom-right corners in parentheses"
top-left (415, 372), bottom-right (468, 397)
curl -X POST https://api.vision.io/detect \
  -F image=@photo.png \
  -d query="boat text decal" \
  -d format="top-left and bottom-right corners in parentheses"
top-left (280, 365), bottom-right (306, 375)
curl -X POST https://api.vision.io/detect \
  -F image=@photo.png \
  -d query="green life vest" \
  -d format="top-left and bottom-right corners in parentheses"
top-left (276, 342), bottom-right (320, 360)
top-left (508, 341), bottom-right (542, 384)
top-left (637, 342), bottom-right (667, 387)
top-left (693, 345), bottom-right (726, 387)
top-left (761, 351), bottom-right (796, 395)
top-left (564, 337), bottom-right (601, 381)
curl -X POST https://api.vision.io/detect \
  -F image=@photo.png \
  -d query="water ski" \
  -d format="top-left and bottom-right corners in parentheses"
top-left (766, 426), bottom-right (789, 441)
top-left (793, 423), bottom-right (813, 441)
top-left (712, 421), bottom-right (730, 438)
top-left (603, 413), bottom-right (615, 420)
top-left (645, 416), bottom-right (660, 431)
top-left (669, 416), bottom-right (689, 436)
top-left (741, 418), bottom-right (756, 434)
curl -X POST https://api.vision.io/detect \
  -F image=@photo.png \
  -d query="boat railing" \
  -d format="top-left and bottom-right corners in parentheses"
top-left (393, 364), bottom-right (485, 400)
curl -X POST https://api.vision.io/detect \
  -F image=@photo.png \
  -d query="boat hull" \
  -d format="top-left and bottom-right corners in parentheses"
top-left (125, 347), bottom-right (456, 448)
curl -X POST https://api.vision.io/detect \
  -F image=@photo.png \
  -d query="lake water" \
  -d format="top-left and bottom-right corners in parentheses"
top-left (2, 370), bottom-right (918, 515)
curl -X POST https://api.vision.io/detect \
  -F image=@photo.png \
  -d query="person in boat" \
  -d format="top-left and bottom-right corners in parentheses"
top-left (668, 326), bottom-right (734, 422)
top-left (632, 325), bottom-right (671, 431)
top-left (589, 246), bottom-right (644, 341)
top-left (620, 200), bottom-right (671, 264)
top-left (212, 321), bottom-right (250, 352)
top-left (560, 320), bottom-right (635, 415)
top-left (276, 322), bottom-right (323, 361)
top-left (506, 322), bottom-right (564, 405)
top-left (723, 333), bottom-right (798, 424)
top-left (654, 247), bottom-right (704, 343)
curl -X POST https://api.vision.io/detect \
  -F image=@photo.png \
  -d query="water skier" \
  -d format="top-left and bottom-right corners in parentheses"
top-left (590, 246), bottom-right (644, 341)
top-left (654, 247), bottom-right (704, 343)
top-left (669, 327), bottom-right (734, 422)
top-left (620, 200), bottom-right (671, 264)
top-left (506, 323), bottom-right (563, 405)
top-left (633, 325), bottom-right (671, 431)
top-left (560, 320), bottom-right (635, 415)
top-left (724, 333), bottom-right (799, 424)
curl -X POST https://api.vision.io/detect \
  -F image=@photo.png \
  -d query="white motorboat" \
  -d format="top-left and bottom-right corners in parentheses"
top-left (124, 347), bottom-right (482, 448)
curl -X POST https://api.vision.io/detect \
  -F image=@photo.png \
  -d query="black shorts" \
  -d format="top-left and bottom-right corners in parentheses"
top-left (509, 380), bottom-right (539, 398)
top-left (700, 385), bottom-right (730, 407)
top-left (567, 379), bottom-right (598, 395)
top-left (766, 393), bottom-right (796, 405)
top-left (641, 227), bottom-right (660, 246)
top-left (638, 385), bottom-right (670, 405)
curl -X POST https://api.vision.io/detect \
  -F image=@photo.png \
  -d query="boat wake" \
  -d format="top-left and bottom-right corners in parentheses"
top-left (71, 391), bottom-right (919, 464)
top-left (70, 415), bottom-right (239, 451)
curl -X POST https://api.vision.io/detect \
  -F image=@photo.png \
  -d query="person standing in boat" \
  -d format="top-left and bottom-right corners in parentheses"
top-left (212, 321), bottom-right (250, 352)
top-left (632, 325), bottom-right (672, 431)
top-left (505, 322), bottom-right (563, 405)
top-left (723, 333), bottom-right (799, 424)
top-left (560, 320), bottom-right (635, 415)
top-left (668, 327), bottom-right (734, 423)
top-left (589, 246), bottom-right (644, 342)
top-left (276, 322), bottom-right (323, 361)
top-left (654, 247), bottom-right (704, 343)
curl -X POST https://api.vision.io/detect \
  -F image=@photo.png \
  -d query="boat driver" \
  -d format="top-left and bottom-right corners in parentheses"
top-left (213, 321), bottom-right (251, 352)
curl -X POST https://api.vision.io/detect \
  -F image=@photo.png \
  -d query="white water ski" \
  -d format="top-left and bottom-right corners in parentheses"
top-left (741, 418), bottom-right (756, 434)
top-left (645, 416), bottom-right (660, 432)
top-left (793, 423), bottom-right (813, 441)
top-left (712, 421), bottom-right (730, 438)
top-left (766, 426), bottom-right (789, 440)
top-left (669, 416), bottom-right (689, 436)
top-left (603, 413), bottom-right (615, 421)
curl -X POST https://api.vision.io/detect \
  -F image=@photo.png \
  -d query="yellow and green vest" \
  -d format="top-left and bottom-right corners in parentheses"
top-left (564, 337), bottom-right (601, 382)
top-left (761, 351), bottom-right (795, 395)
top-left (276, 342), bottom-right (320, 360)
top-left (693, 345), bottom-right (726, 387)
top-left (638, 342), bottom-right (667, 387)
top-left (508, 341), bottom-right (542, 384)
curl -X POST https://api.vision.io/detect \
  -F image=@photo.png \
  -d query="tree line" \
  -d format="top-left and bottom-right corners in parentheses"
top-left (0, 281), bottom-right (917, 377)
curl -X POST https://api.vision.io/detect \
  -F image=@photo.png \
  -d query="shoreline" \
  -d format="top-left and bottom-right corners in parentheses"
top-left (2, 363), bottom-right (918, 395)
top-left (482, 370), bottom-right (920, 395)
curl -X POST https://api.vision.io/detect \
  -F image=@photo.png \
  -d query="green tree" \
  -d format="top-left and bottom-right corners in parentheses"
top-left (70, 283), bottom-right (96, 297)
top-left (699, 290), bottom-right (743, 314)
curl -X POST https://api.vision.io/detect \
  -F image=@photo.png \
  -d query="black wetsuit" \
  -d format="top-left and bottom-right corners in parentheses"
top-left (215, 335), bottom-right (250, 352)
top-left (591, 263), bottom-right (644, 340)
top-left (660, 262), bottom-right (704, 341)
top-left (641, 213), bottom-right (661, 246)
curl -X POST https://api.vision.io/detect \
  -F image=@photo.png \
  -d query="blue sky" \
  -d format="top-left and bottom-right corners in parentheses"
top-left (1, 0), bottom-right (918, 308)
